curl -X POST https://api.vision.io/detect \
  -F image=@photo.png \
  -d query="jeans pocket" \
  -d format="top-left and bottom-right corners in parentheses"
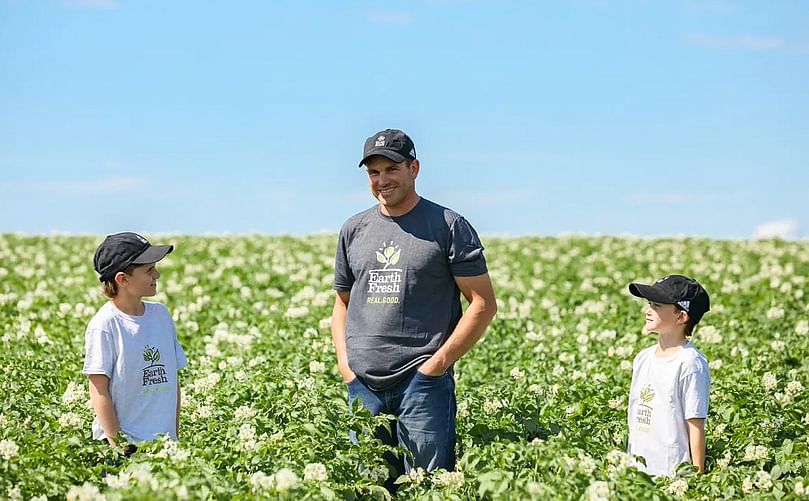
top-left (415, 370), bottom-right (447, 382)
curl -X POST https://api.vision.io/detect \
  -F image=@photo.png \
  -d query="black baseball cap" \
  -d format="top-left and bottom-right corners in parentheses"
top-left (93, 232), bottom-right (174, 283)
top-left (359, 129), bottom-right (417, 167)
top-left (629, 275), bottom-right (711, 324)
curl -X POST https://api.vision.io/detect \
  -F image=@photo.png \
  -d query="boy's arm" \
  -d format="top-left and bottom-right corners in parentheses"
top-left (88, 374), bottom-right (121, 447)
top-left (331, 291), bottom-right (355, 383)
top-left (687, 418), bottom-right (706, 474)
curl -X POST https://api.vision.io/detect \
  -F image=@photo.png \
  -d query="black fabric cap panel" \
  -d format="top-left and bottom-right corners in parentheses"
top-left (628, 283), bottom-right (676, 304)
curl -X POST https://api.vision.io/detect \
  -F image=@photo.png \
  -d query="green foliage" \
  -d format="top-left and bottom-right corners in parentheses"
top-left (0, 234), bottom-right (807, 500)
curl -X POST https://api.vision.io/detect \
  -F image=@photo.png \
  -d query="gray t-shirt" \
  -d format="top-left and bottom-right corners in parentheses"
top-left (334, 198), bottom-right (488, 390)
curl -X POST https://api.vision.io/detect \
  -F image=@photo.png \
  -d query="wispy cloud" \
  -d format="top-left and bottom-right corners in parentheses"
top-left (684, 32), bottom-right (783, 51)
top-left (63, 0), bottom-right (118, 9)
top-left (363, 10), bottom-right (413, 25)
top-left (440, 187), bottom-right (535, 208)
top-left (628, 190), bottom-right (739, 205)
top-left (0, 177), bottom-right (148, 194)
top-left (681, 0), bottom-right (737, 14)
top-left (754, 219), bottom-right (800, 239)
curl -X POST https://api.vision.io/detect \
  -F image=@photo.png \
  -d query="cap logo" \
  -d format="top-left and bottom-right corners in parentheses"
top-left (374, 136), bottom-right (385, 147)
top-left (656, 276), bottom-right (669, 284)
top-left (409, 148), bottom-right (415, 156)
top-left (135, 235), bottom-right (148, 244)
top-left (677, 300), bottom-right (690, 311)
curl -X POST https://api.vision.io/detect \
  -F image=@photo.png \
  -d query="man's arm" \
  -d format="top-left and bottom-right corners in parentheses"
top-left (419, 273), bottom-right (497, 376)
top-left (88, 374), bottom-right (121, 447)
top-left (687, 418), bottom-right (706, 474)
top-left (331, 290), bottom-right (356, 383)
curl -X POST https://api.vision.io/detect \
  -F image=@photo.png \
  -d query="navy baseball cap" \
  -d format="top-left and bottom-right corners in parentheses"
top-left (93, 232), bottom-right (173, 283)
top-left (359, 129), bottom-right (417, 167)
top-left (629, 275), bottom-right (711, 324)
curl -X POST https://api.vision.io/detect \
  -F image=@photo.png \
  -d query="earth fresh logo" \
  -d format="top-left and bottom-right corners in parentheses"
top-left (142, 345), bottom-right (168, 387)
top-left (367, 241), bottom-right (403, 303)
top-left (374, 135), bottom-right (385, 147)
top-left (636, 385), bottom-right (655, 431)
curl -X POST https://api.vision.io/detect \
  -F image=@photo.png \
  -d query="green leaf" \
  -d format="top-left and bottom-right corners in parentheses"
top-left (782, 439), bottom-right (794, 456)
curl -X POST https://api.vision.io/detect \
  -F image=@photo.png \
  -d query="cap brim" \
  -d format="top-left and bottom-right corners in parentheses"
top-left (358, 149), bottom-right (407, 167)
top-left (131, 244), bottom-right (173, 264)
top-left (628, 283), bottom-right (675, 304)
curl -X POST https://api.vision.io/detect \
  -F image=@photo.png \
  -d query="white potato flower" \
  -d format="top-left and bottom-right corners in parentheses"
top-left (586, 480), bottom-right (610, 501)
top-left (754, 470), bottom-right (773, 490)
top-left (763, 372), bottom-right (778, 391)
top-left (667, 479), bottom-right (688, 497)
top-left (58, 412), bottom-right (83, 428)
top-left (66, 482), bottom-right (106, 501)
top-left (304, 462), bottom-right (328, 482)
top-left (0, 439), bottom-right (19, 460)
top-left (250, 471), bottom-right (274, 491)
top-left (786, 380), bottom-right (804, 397)
top-left (433, 469), bottom-right (464, 488)
top-left (274, 468), bottom-right (299, 492)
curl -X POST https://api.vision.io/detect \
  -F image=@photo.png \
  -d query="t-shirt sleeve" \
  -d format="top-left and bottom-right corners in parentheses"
top-left (681, 363), bottom-right (710, 419)
top-left (173, 323), bottom-right (188, 370)
top-left (333, 226), bottom-right (355, 291)
top-left (448, 217), bottom-right (488, 277)
top-left (83, 328), bottom-right (115, 377)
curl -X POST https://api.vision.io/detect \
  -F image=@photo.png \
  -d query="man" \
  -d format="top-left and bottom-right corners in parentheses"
top-left (331, 128), bottom-right (497, 486)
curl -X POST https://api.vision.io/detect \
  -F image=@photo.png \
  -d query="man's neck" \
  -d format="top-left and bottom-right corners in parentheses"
top-left (379, 194), bottom-right (421, 217)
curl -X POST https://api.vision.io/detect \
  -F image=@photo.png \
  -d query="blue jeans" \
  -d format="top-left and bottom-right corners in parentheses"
top-left (348, 370), bottom-right (457, 479)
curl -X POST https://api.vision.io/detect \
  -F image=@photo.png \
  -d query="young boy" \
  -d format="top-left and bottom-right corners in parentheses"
top-left (626, 275), bottom-right (711, 477)
top-left (83, 232), bottom-right (187, 451)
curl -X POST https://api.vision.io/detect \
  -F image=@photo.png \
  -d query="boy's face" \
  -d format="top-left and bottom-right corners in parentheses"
top-left (644, 301), bottom-right (687, 335)
top-left (117, 263), bottom-right (160, 297)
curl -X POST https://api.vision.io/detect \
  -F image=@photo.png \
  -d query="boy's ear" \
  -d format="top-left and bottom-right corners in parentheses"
top-left (676, 309), bottom-right (690, 325)
top-left (114, 271), bottom-right (128, 286)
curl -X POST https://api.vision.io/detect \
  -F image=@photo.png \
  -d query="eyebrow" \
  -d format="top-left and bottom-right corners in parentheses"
top-left (366, 163), bottom-right (401, 173)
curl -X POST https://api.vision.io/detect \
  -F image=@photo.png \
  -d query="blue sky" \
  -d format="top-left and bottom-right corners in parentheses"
top-left (1, 0), bottom-right (807, 238)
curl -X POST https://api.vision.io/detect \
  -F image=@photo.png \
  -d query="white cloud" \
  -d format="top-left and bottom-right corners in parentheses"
top-left (684, 33), bottom-right (784, 51)
top-left (439, 187), bottom-right (535, 208)
top-left (363, 10), bottom-right (413, 25)
top-left (681, 0), bottom-right (737, 14)
top-left (628, 191), bottom-right (737, 204)
top-left (64, 0), bottom-right (117, 8)
top-left (0, 177), bottom-right (148, 194)
top-left (754, 219), bottom-right (799, 240)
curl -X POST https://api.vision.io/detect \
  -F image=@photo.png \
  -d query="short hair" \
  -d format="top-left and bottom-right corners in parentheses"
top-left (101, 263), bottom-right (139, 299)
top-left (676, 306), bottom-right (696, 336)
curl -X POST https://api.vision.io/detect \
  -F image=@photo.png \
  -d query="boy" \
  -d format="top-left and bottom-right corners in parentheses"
top-left (626, 275), bottom-right (711, 477)
top-left (83, 232), bottom-right (187, 451)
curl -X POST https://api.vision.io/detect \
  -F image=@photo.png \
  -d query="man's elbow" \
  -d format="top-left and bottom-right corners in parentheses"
top-left (477, 296), bottom-right (497, 323)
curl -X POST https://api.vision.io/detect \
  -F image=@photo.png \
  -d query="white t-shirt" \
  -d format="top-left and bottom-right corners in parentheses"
top-left (83, 301), bottom-right (188, 443)
top-left (627, 342), bottom-right (710, 477)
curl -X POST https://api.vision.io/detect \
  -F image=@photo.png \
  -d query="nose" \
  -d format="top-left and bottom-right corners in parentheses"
top-left (154, 269), bottom-right (160, 279)
top-left (645, 305), bottom-right (653, 316)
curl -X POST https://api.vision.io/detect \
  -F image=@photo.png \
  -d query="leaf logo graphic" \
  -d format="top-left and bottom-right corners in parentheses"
top-left (375, 242), bottom-right (401, 269)
top-left (640, 386), bottom-right (654, 404)
top-left (143, 346), bottom-right (161, 365)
